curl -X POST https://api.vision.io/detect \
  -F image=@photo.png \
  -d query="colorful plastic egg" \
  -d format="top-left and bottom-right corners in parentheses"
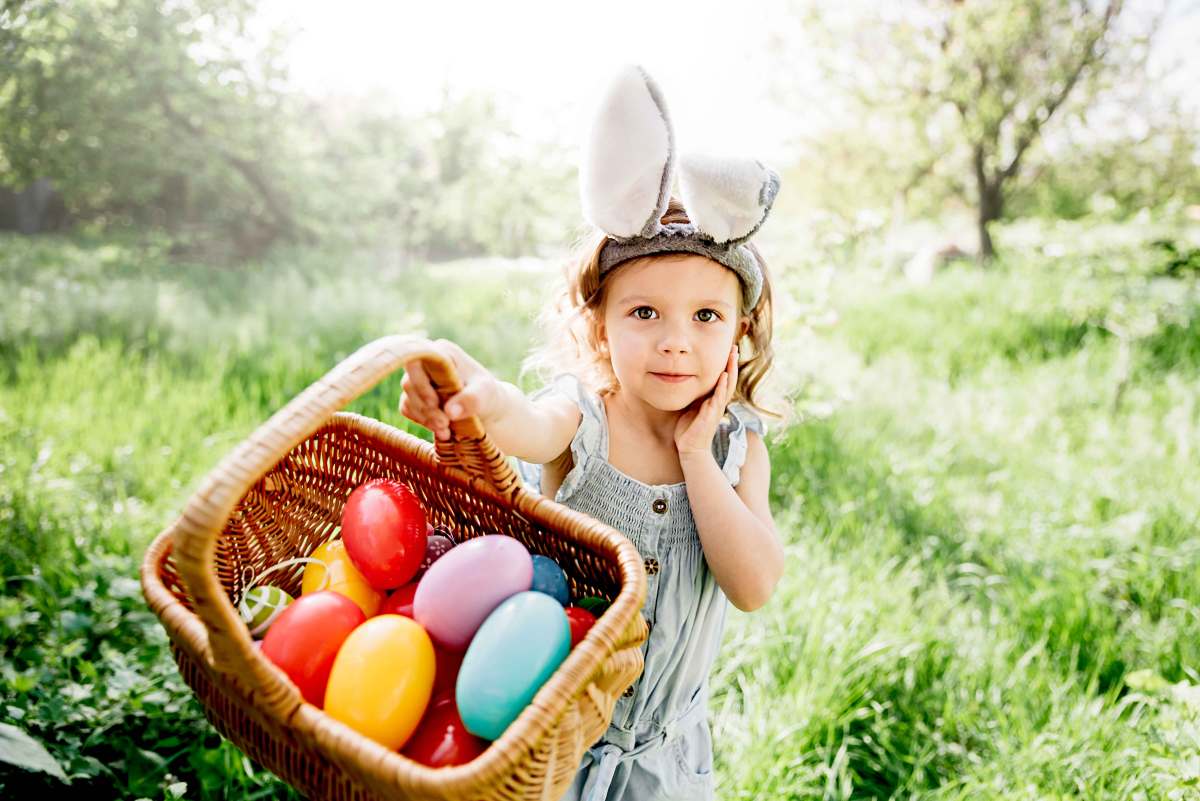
top-left (402, 693), bottom-right (488, 767)
top-left (238, 585), bottom-right (294, 637)
top-left (456, 591), bottom-right (570, 740)
top-left (261, 590), bottom-right (365, 707)
top-left (302, 539), bottom-right (383, 617)
top-left (564, 605), bottom-right (598, 648)
top-left (412, 533), bottom-right (455, 581)
top-left (576, 595), bottom-right (610, 616)
top-left (378, 580), bottom-right (419, 618)
top-left (530, 554), bottom-right (570, 606)
top-left (324, 614), bottom-right (436, 750)
top-left (432, 643), bottom-right (464, 699)
top-left (340, 479), bottom-right (427, 590)
top-left (414, 535), bottom-right (533, 651)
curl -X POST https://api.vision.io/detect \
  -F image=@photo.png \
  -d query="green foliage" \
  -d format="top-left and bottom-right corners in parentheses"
top-left (0, 0), bottom-right (309, 255)
top-left (0, 2), bottom-right (577, 261)
top-left (313, 91), bottom-right (577, 261)
top-left (1006, 125), bottom-right (1200, 222)
top-left (784, 0), bottom-right (1187, 248)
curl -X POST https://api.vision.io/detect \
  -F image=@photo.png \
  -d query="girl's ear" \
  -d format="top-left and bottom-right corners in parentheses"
top-left (735, 317), bottom-right (750, 346)
top-left (580, 65), bottom-right (675, 240)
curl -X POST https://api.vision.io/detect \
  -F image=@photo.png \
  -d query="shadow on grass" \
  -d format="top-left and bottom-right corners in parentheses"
top-left (769, 417), bottom-right (994, 575)
top-left (770, 415), bottom-right (1200, 702)
top-left (1136, 311), bottom-right (1200, 375)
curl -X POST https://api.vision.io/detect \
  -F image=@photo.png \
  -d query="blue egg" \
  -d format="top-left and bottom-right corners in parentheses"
top-left (529, 554), bottom-right (570, 606)
top-left (456, 591), bottom-right (570, 740)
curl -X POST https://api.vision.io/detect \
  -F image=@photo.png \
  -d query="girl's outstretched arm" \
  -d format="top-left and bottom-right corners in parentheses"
top-left (681, 431), bottom-right (783, 612)
top-left (400, 339), bottom-right (580, 464)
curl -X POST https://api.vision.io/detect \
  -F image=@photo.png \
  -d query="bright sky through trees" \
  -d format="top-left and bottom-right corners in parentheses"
top-left (261, 0), bottom-right (806, 163)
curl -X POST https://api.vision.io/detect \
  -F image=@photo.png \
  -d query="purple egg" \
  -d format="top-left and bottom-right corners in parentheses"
top-left (411, 533), bottom-right (455, 581)
top-left (414, 535), bottom-right (533, 651)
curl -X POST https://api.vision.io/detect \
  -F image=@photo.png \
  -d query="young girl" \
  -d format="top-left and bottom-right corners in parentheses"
top-left (398, 66), bottom-right (784, 801)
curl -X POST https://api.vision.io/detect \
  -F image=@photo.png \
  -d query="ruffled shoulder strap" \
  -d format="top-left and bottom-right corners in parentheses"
top-left (717, 402), bottom-right (767, 487)
top-left (513, 373), bottom-right (606, 501)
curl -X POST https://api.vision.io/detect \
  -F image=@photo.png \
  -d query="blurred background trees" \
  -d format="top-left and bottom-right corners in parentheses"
top-left (1, 0), bottom-right (1196, 262)
top-left (775, 0), bottom-right (1198, 260)
top-left (0, 0), bottom-right (576, 261)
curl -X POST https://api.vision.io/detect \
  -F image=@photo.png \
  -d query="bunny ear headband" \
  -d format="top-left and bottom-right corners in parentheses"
top-left (580, 65), bottom-right (781, 309)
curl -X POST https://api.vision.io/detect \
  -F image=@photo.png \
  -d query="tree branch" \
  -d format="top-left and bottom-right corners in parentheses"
top-left (999, 0), bottom-right (1122, 182)
top-left (156, 87), bottom-right (301, 241)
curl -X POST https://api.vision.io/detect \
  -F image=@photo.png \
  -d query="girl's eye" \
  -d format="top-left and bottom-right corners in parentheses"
top-left (630, 307), bottom-right (722, 322)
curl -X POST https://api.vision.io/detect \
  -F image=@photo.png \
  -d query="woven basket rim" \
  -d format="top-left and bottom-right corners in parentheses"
top-left (143, 410), bottom-right (648, 794)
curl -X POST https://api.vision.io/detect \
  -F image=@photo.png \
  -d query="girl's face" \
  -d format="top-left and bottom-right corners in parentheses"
top-left (599, 254), bottom-right (747, 411)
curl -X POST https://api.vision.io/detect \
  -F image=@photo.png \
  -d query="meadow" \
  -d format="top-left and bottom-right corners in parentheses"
top-left (2, 219), bottom-right (1198, 799)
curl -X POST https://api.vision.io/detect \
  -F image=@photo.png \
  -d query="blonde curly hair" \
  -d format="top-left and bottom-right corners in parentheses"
top-left (521, 197), bottom-right (782, 423)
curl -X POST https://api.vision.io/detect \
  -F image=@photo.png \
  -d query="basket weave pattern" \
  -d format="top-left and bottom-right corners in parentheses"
top-left (141, 336), bottom-right (648, 801)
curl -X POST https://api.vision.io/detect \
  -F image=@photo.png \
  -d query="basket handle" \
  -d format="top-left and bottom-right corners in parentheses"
top-left (171, 335), bottom-right (520, 714)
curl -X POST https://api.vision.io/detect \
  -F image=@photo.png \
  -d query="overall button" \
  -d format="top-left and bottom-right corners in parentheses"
top-left (644, 558), bottom-right (660, 576)
top-left (652, 498), bottom-right (668, 514)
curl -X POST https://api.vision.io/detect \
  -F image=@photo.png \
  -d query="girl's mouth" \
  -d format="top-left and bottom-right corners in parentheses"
top-left (650, 373), bottom-right (693, 383)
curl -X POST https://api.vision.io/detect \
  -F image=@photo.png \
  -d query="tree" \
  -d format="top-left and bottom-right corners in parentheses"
top-left (942, 0), bottom-right (1124, 258)
top-left (0, 0), bottom-right (310, 257)
top-left (780, 0), bottom-right (1166, 260)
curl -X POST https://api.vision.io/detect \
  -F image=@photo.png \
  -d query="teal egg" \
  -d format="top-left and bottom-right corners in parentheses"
top-left (456, 591), bottom-right (570, 740)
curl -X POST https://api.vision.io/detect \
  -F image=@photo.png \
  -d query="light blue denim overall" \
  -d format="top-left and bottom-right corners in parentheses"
top-left (515, 373), bottom-right (766, 801)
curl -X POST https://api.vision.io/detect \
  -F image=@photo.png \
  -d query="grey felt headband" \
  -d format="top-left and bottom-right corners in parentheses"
top-left (580, 65), bottom-right (781, 309)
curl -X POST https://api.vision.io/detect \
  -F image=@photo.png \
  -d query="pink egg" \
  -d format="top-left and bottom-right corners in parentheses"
top-left (414, 535), bottom-right (533, 651)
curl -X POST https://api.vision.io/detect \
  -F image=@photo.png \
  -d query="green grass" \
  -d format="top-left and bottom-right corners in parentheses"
top-left (2, 220), bottom-right (1199, 798)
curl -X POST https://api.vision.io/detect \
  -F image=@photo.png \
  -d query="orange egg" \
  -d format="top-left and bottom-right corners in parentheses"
top-left (302, 540), bottom-right (383, 617)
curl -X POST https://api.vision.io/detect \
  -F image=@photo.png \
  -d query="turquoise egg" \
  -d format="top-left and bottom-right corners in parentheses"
top-left (456, 591), bottom-right (570, 740)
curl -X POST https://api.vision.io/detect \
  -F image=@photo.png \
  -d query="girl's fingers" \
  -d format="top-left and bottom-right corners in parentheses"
top-left (401, 376), bottom-right (452, 430)
top-left (708, 374), bottom-right (727, 416)
top-left (727, 348), bottom-right (739, 404)
top-left (400, 392), bottom-right (447, 433)
top-left (445, 390), bottom-right (474, 420)
top-left (404, 360), bottom-right (441, 409)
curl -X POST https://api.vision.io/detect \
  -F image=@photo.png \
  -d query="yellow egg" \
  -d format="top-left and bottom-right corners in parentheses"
top-left (324, 615), bottom-right (436, 750)
top-left (303, 540), bottom-right (382, 617)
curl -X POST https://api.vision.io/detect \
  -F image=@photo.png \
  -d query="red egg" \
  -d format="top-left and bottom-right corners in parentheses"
top-left (261, 591), bottom-right (365, 707)
top-left (379, 581), bottom-right (419, 618)
top-left (432, 643), bottom-right (464, 698)
top-left (341, 479), bottom-right (427, 590)
top-left (402, 693), bottom-right (488, 767)
top-left (564, 605), bottom-right (598, 648)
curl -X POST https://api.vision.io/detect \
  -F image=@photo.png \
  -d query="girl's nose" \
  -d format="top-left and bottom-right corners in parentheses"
top-left (657, 329), bottom-right (691, 354)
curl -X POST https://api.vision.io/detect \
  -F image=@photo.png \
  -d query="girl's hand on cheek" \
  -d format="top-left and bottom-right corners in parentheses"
top-left (674, 346), bottom-right (738, 461)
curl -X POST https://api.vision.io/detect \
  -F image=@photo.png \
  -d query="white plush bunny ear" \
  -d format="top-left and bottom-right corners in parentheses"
top-left (580, 65), bottom-right (675, 240)
top-left (678, 154), bottom-right (780, 245)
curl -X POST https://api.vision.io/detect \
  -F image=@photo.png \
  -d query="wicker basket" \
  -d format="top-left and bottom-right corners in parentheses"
top-left (140, 335), bottom-right (648, 801)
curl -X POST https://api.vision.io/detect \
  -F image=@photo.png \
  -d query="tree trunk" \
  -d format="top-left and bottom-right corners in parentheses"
top-left (977, 190), bottom-right (997, 262)
top-left (972, 145), bottom-right (1003, 262)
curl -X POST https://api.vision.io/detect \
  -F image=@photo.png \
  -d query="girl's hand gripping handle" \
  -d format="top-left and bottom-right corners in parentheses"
top-left (399, 338), bottom-right (501, 441)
